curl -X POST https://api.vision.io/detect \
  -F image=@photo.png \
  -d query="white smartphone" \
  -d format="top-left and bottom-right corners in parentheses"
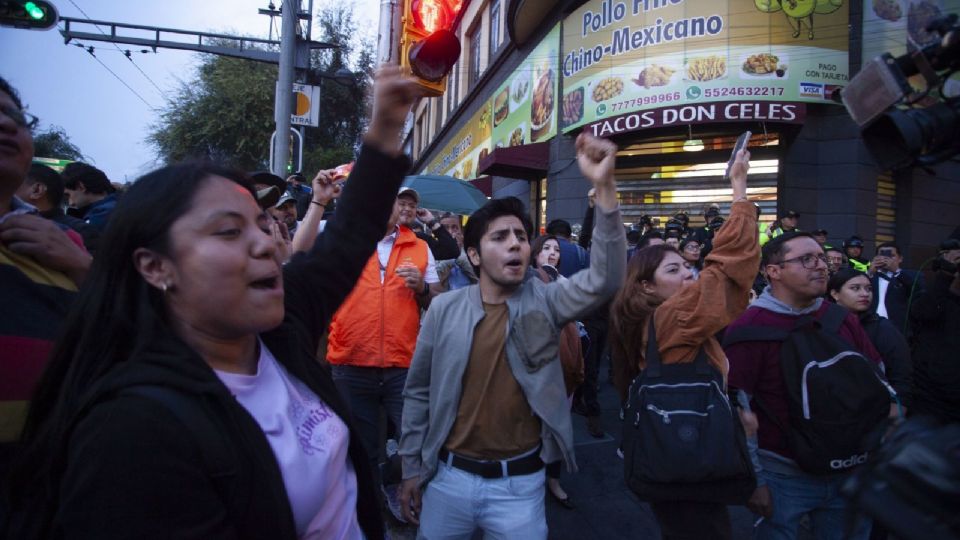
top-left (725, 131), bottom-right (752, 178)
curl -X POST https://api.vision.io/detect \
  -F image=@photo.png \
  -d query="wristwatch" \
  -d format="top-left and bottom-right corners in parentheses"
top-left (418, 281), bottom-right (431, 297)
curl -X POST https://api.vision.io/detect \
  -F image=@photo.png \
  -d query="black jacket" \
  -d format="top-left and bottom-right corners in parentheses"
top-left (869, 269), bottom-right (924, 337)
top-left (416, 224), bottom-right (459, 260)
top-left (858, 311), bottom-right (912, 408)
top-left (40, 208), bottom-right (100, 254)
top-left (43, 146), bottom-right (409, 539)
top-left (909, 271), bottom-right (960, 424)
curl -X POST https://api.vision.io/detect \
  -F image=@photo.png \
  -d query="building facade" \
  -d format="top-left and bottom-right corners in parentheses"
top-left (405, 0), bottom-right (960, 266)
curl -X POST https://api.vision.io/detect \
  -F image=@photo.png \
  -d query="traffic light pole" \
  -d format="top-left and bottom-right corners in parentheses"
top-left (273, 0), bottom-right (298, 178)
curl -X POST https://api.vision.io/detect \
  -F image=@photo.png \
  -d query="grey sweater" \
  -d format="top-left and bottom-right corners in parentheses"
top-left (399, 204), bottom-right (626, 486)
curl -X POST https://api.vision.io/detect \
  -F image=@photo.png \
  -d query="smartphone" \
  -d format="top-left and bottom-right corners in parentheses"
top-left (725, 131), bottom-right (752, 178)
top-left (878, 247), bottom-right (895, 257)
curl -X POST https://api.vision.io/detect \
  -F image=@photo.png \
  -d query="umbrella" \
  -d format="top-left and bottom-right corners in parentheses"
top-left (401, 174), bottom-right (490, 215)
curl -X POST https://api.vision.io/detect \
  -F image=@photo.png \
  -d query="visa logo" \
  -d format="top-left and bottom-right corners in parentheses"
top-left (800, 82), bottom-right (824, 98)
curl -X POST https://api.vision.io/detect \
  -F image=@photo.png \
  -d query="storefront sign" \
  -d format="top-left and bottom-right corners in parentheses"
top-left (491, 24), bottom-right (560, 149)
top-left (862, 0), bottom-right (960, 94)
top-left (423, 23), bottom-right (561, 178)
top-left (560, 0), bottom-right (849, 134)
top-left (586, 101), bottom-right (806, 136)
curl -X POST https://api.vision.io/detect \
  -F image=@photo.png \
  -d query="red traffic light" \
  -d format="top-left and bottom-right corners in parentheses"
top-left (409, 29), bottom-right (461, 82)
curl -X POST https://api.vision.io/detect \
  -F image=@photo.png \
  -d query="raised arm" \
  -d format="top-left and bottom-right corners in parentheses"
top-left (655, 149), bottom-right (760, 358)
top-left (546, 133), bottom-right (626, 324)
top-left (290, 168), bottom-right (339, 255)
top-left (282, 66), bottom-right (419, 345)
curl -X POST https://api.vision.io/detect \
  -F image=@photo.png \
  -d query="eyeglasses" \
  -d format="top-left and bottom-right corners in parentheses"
top-left (0, 105), bottom-right (39, 130)
top-left (683, 244), bottom-right (701, 252)
top-left (773, 253), bottom-right (829, 269)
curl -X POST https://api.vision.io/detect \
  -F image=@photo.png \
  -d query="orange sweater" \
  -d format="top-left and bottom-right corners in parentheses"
top-left (614, 201), bottom-right (760, 398)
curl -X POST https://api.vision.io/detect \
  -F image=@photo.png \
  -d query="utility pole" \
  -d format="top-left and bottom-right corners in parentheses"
top-left (274, 0), bottom-right (298, 178)
top-left (377, 0), bottom-right (399, 64)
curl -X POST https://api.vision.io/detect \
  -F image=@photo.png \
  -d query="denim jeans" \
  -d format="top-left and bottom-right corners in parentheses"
top-left (330, 365), bottom-right (407, 484)
top-left (418, 461), bottom-right (547, 540)
top-left (756, 469), bottom-right (870, 540)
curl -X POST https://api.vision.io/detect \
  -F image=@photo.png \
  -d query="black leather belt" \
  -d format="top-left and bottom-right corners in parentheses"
top-left (439, 447), bottom-right (544, 479)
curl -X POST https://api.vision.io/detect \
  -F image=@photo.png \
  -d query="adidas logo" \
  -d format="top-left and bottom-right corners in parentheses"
top-left (829, 452), bottom-right (868, 470)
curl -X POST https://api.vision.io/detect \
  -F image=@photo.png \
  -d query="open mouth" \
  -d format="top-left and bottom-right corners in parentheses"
top-left (0, 139), bottom-right (20, 154)
top-left (505, 258), bottom-right (523, 270)
top-left (250, 275), bottom-right (280, 290)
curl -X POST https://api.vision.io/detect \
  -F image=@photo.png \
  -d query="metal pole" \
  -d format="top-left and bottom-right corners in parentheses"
top-left (377, 0), bottom-right (398, 64)
top-left (274, 0), bottom-right (298, 177)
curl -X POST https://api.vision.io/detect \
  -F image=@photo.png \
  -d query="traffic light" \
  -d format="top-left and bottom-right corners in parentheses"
top-left (401, 0), bottom-right (464, 96)
top-left (0, 0), bottom-right (59, 30)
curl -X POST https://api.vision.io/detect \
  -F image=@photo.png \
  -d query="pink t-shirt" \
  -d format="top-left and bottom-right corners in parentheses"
top-left (216, 341), bottom-right (363, 540)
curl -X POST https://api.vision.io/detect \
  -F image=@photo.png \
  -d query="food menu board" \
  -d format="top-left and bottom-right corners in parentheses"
top-left (559, 0), bottom-right (849, 134)
top-left (422, 24), bottom-right (561, 179)
top-left (491, 25), bottom-right (561, 149)
top-left (862, 0), bottom-right (960, 93)
top-left (424, 103), bottom-right (492, 179)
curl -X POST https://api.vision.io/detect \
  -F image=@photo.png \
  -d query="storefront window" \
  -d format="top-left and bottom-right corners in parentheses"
top-left (489, 0), bottom-right (501, 58)
top-left (615, 134), bottom-right (780, 230)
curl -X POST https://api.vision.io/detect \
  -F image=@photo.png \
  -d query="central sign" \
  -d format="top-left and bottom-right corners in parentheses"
top-left (560, 0), bottom-right (849, 135)
top-left (586, 101), bottom-right (806, 136)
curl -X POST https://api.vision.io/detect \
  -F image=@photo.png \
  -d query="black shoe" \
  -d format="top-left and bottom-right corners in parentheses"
top-left (586, 415), bottom-right (604, 438)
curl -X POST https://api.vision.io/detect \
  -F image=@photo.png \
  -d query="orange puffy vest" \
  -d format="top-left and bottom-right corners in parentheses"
top-left (326, 226), bottom-right (429, 369)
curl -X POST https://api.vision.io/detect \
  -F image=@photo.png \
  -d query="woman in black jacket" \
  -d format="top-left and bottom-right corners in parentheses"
top-left (827, 267), bottom-right (912, 411)
top-left (4, 67), bottom-right (419, 540)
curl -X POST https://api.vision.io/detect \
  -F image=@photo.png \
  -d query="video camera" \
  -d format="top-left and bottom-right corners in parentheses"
top-left (839, 14), bottom-right (960, 170)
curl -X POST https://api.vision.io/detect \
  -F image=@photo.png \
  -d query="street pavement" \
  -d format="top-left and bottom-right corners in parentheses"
top-left (385, 364), bottom-right (761, 539)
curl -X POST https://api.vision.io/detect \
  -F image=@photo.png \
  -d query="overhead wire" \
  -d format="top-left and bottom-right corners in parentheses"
top-left (65, 0), bottom-right (168, 99)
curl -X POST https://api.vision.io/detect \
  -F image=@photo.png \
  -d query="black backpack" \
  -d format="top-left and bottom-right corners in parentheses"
top-left (622, 317), bottom-right (755, 504)
top-left (723, 303), bottom-right (894, 476)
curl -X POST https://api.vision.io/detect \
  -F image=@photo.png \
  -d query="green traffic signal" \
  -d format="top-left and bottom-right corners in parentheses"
top-left (24, 1), bottom-right (43, 19)
top-left (0, 0), bottom-right (59, 30)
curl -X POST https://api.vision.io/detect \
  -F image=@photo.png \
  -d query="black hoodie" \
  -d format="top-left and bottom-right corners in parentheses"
top-left (21, 145), bottom-right (409, 540)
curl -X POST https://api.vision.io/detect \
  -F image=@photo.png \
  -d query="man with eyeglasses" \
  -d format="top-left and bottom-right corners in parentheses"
top-left (722, 231), bottom-right (885, 540)
top-left (0, 76), bottom-right (91, 488)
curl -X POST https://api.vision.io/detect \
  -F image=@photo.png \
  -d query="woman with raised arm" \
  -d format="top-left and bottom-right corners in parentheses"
top-left (5, 66), bottom-right (419, 540)
top-left (609, 149), bottom-right (759, 540)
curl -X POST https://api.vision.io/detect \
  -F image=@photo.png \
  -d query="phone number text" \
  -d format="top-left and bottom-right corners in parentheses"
top-left (609, 92), bottom-right (682, 111)
top-left (704, 87), bottom-right (785, 97)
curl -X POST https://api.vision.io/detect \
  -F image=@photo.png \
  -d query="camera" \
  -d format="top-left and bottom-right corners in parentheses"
top-left (878, 247), bottom-right (896, 257)
top-left (839, 14), bottom-right (960, 170)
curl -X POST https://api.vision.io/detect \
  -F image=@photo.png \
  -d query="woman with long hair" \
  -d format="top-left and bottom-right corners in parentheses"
top-left (609, 149), bottom-right (758, 540)
top-left (4, 67), bottom-right (419, 539)
top-left (827, 267), bottom-right (912, 413)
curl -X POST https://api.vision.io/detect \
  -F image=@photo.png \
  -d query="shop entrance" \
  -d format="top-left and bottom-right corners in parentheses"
top-left (614, 133), bottom-right (781, 231)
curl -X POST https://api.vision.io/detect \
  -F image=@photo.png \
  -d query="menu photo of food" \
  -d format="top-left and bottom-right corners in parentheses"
top-left (511, 73), bottom-right (530, 113)
top-left (530, 67), bottom-right (555, 142)
top-left (872, 0), bottom-right (903, 22)
top-left (684, 55), bottom-right (727, 82)
top-left (591, 76), bottom-right (625, 102)
top-left (741, 52), bottom-right (788, 78)
top-left (561, 87), bottom-right (584, 128)
top-left (509, 123), bottom-right (526, 147)
top-left (633, 64), bottom-right (676, 89)
top-left (494, 88), bottom-right (510, 127)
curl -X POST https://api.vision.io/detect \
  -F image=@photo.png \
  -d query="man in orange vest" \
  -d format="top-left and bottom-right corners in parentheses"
top-left (326, 186), bottom-right (438, 519)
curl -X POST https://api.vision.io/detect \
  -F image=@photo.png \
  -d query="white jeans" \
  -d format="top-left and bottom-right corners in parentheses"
top-left (417, 460), bottom-right (547, 540)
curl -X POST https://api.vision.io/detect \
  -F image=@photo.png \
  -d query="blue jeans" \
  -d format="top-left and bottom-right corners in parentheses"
top-left (418, 461), bottom-right (547, 540)
top-left (756, 469), bottom-right (870, 540)
top-left (331, 365), bottom-right (407, 483)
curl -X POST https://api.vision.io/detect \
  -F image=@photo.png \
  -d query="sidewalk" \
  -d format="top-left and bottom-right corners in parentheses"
top-left (545, 367), bottom-right (757, 539)
top-left (384, 366), bottom-right (758, 539)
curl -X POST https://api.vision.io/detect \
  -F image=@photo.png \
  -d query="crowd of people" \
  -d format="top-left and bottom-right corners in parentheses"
top-left (1, 65), bottom-right (958, 540)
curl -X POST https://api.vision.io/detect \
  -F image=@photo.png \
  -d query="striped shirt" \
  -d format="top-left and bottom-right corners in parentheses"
top-left (0, 197), bottom-right (81, 442)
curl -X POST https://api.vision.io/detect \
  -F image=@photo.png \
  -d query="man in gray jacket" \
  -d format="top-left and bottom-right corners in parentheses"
top-left (398, 133), bottom-right (626, 538)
